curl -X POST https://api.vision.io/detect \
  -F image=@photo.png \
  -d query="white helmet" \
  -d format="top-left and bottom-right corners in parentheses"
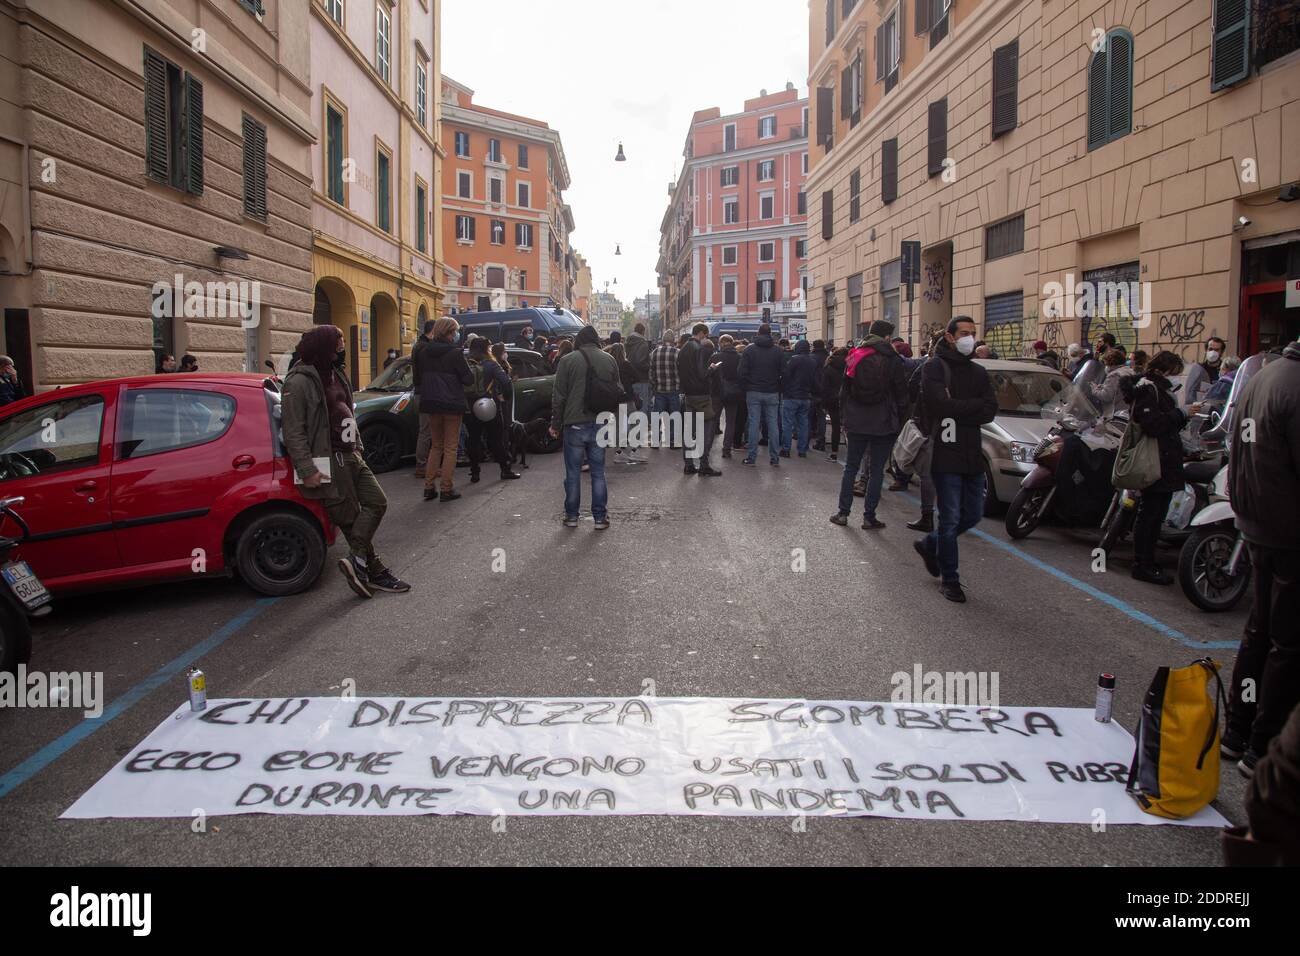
top-left (472, 396), bottom-right (497, 422)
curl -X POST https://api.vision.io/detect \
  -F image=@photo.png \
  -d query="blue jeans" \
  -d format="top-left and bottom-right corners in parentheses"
top-left (632, 381), bottom-right (652, 413)
top-left (745, 392), bottom-right (781, 462)
top-left (923, 471), bottom-right (986, 584)
top-left (781, 398), bottom-right (811, 454)
top-left (652, 391), bottom-right (682, 416)
top-left (838, 433), bottom-right (894, 518)
top-left (563, 423), bottom-right (607, 521)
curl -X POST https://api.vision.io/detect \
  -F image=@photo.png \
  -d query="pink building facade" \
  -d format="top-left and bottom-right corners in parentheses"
top-left (658, 87), bottom-right (809, 335)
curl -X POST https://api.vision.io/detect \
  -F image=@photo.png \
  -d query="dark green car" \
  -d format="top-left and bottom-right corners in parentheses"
top-left (354, 347), bottom-right (559, 473)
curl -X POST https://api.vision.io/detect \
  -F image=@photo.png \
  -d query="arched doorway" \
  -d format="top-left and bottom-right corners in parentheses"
top-left (368, 292), bottom-right (400, 383)
top-left (312, 278), bottom-right (358, 382)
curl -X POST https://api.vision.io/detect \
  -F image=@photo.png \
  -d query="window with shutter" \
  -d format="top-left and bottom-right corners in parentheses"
top-left (143, 48), bottom-right (169, 184)
top-left (881, 138), bottom-right (897, 203)
top-left (849, 169), bottom-right (861, 222)
top-left (1087, 30), bottom-right (1133, 150)
top-left (1211, 0), bottom-right (1252, 90)
top-left (817, 87), bottom-right (834, 148)
top-left (241, 114), bottom-right (268, 221)
top-left (825, 0), bottom-right (836, 45)
top-left (984, 213), bottom-right (1025, 260)
top-left (928, 98), bottom-right (947, 177)
top-left (992, 40), bottom-right (1018, 138)
top-left (376, 148), bottom-right (390, 232)
top-left (841, 65), bottom-right (852, 120)
top-left (822, 190), bottom-right (834, 240)
top-left (915, 0), bottom-right (932, 35)
top-left (416, 182), bottom-right (427, 252)
top-left (852, 50), bottom-right (863, 124)
top-left (183, 74), bottom-right (204, 195)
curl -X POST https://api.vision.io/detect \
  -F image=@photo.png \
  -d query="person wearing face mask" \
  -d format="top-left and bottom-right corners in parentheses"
top-left (912, 316), bottom-right (998, 603)
top-left (281, 325), bottom-right (410, 599)
top-left (1118, 350), bottom-right (1188, 585)
top-left (1183, 337), bottom-right (1226, 409)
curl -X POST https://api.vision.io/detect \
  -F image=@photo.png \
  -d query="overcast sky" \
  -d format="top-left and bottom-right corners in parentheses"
top-left (442, 0), bottom-right (808, 308)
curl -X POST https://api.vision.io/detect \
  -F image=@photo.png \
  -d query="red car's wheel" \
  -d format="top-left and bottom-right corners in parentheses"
top-left (235, 511), bottom-right (326, 596)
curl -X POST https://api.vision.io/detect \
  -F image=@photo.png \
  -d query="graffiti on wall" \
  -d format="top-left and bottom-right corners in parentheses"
top-left (923, 259), bottom-right (947, 303)
top-left (1154, 310), bottom-right (1212, 359)
top-left (985, 322), bottom-right (1024, 358)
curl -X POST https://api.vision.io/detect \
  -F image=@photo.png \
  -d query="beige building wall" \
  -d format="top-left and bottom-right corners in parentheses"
top-left (0, 0), bottom-right (316, 389)
top-left (806, 0), bottom-right (1300, 359)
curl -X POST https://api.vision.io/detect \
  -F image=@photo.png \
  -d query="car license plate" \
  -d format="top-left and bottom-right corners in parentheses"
top-left (2, 561), bottom-right (51, 611)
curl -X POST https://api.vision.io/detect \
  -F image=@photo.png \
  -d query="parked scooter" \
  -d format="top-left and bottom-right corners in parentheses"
top-left (1005, 360), bottom-right (1121, 538)
top-left (0, 495), bottom-right (52, 674)
top-left (1174, 351), bottom-right (1281, 611)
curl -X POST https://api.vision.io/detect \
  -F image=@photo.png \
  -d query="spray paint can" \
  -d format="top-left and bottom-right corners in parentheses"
top-left (1095, 673), bottom-right (1115, 723)
top-left (186, 667), bottom-right (207, 712)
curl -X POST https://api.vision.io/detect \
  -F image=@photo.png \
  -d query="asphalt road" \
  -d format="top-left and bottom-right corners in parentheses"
top-left (0, 441), bottom-right (1250, 866)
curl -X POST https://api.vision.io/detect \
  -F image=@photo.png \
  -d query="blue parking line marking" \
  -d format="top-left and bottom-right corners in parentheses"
top-left (898, 492), bottom-right (1237, 650)
top-left (0, 598), bottom-right (278, 799)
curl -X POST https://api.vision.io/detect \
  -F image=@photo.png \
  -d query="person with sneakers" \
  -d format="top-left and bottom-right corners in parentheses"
top-left (411, 319), bottom-right (438, 480)
top-left (678, 323), bottom-right (721, 476)
top-left (649, 331), bottom-right (681, 445)
top-left (710, 334), bottom-right (744, 460)
top-left (738, 323), bottom-right (785, 467)
top-left (780, 339), bottom-right (819, 459)
top-left (809, 339), bottom-right (830, 451)
top-left (830, 320), bottom-right (909, 531)
top-left (465, 336), bottom-right (521, 484)
top-left (822, 347), bottom-right (847, 461)
top-left (607, 341), bottom-right (646, 465)
top-left (1118, 350), bottom-right (1188, 586)
top-left (281, 324), bottom-right (410, 599)
top-left (912, 316), bottom-right (997, 602)
top-left (551, 324), bottom-right (620, 529)
top-left (1222, 336), bottom-right (1300, 776)
top-left (418, 317), bottom-right (474, 503)
top-left (625, 322), bottom-right (653, 417)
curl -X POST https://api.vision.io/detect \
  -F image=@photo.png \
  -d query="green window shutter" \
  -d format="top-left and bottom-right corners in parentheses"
top-left (377, 154), bottom-right (390, 232)
top-left (182, 73), bottom-right (204, 195)
top-left (881, 137), bottom-right (897, 203)
top-left (915, 0), bottom-right (932, 35)
top-left (1086, 46), bottom-right (1109, 150)
top-left (1107, 32), bottom-right (1133, 141)
top-left (841, 64), bottom-right (852, 120)
top-left (1211, 0), bottom-right (1251, 91)
top-left (928, 98), bottom-right (947, 176)
top-left (327, 108), bottom-right (344, 203)
top-left (242, 114), bottom-right (268, 221)
top-left (143, 48), bottom-right (169, 183)
top-left (822, 189), bottom-right (834, 240)
top-left (991, 40), bottom-right (1018, 138)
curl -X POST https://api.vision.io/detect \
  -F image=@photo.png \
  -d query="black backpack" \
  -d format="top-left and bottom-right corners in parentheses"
top-left (580, 349), bottom-right (623, 415)
top-left (850, 350), bottom-right (890, 404)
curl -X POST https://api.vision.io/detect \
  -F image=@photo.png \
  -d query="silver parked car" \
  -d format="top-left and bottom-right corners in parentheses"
top-left (974, 358), bottom-right (1072, 514)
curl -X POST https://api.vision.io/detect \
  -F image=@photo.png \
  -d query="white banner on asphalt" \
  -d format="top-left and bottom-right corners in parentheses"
top-left (63, 697), bottom-right (1228, 825)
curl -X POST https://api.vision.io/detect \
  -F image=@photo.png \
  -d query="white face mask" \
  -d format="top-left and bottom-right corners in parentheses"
top-left (955, 335), bottom-right (976, 357)
top-left (1206, 350), bottom-right (1221, 363)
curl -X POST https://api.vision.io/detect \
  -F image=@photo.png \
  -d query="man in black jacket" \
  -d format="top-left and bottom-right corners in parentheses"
top-left (1224, 339), bottom-right (1300, 775)
top-left (679, 323), bottom-right (719, 476)
top-left (913, 316), bottom-right (998, 602)
top-left (781, 340), bottom-right (820, 458)
top-left (411, 318), bottom-right (437, 478)
top-left (809, 339), bottom-right (830, 450)
top-left (830, 320), bottom-right (907, 530)
top-left (738, 324), bottom-right (786, 467)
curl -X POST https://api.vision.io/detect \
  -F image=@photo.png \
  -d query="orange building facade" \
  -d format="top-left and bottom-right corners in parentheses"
top-left (440, 77), bottom-right (576, 314)
top-left (658, 86), bottom-right (810, 335)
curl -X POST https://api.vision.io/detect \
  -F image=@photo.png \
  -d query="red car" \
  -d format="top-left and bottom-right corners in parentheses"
top-left (0, 372), bottom-right (335, 597)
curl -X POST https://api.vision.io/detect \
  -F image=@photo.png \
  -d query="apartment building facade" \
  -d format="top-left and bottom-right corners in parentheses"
top-left (310, 0), bottom-right (444, 389)
top-left (805, 0), bottom-right (1300, 359)
top-left (657, 86), bottom-right (810, 336)
top-left (590, 289), bottom-right (623, 340)
top-left (0, 0), bottom-right (316, 389)
top-left (440, 76), bottom-right (576, 315)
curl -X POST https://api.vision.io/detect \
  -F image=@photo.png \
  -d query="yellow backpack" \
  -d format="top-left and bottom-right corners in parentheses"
top-left (1125, 658), bottom-right (1225, 819)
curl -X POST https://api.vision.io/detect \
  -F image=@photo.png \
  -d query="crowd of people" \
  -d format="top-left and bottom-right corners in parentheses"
top-left (260, 311), bottom-right (1300, 858)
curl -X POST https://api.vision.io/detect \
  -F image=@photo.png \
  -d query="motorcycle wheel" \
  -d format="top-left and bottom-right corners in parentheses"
top-left (0, 600), bottom-right (33, 676)
top-left (1005, 486), bottom-right (1048, 539)
top-left (1178, 527), bottom-right (1251, 612)
top-left (1098, 499), bottom-right (1133, 556)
